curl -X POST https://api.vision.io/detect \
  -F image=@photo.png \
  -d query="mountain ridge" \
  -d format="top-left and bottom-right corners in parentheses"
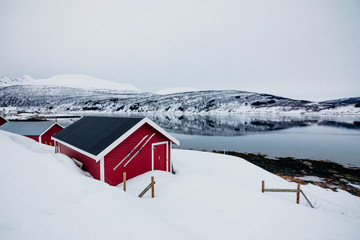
top-left (0, 75), bottom-right (359, 115)
top-left (0, 75), bottom-right (34, 86)
top-left (0, 74), bottom-right (141, 92)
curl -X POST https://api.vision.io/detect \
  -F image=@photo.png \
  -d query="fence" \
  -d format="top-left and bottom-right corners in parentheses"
top-left (122, 172), bottom-right (155, 198)
top-left (262, 180), bottom-right (314, 208)
top-left (138, 176), bottom-right (155, 198)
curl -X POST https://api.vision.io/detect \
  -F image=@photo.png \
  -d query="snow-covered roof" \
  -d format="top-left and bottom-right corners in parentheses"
top-left (0, 121), bottom-right (59, 136)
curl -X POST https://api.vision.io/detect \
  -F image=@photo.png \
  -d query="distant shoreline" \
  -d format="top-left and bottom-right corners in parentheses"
top-left (212, 150), bottom-right (360, 197)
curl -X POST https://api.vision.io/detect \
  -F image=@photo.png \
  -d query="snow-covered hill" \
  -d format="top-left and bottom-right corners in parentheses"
top-left (0, 131), bottom-right (359, 239)
top-left (0, 75), bottom-right (359, 115)
top-left (0, 75), bottom-right (34, 86)
top-left (155, 87), bottom-right (199, 95)
top-left (26, 74), bottom-right (141, 92)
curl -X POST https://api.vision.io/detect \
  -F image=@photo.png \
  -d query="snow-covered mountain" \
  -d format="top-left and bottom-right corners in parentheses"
top-left (25, 74), bottom-right (142, 92)
top-left (0, 75), bottom-right (34, 86)
top-left (155, 87), bottom-right (199, 95)
top-left (0, 74), bottom-right (359, 115)
top-left (1, 74), bottom-right (141, 92)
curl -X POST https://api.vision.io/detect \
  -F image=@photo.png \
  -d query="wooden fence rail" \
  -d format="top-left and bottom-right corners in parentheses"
top-left (262, 180), bottom-right (314, 208)
top-left (138, 176), bottom-right (155, 198)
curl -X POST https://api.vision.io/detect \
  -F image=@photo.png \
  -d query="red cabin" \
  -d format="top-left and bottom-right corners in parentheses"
top-left (52, 116), bottom-right (180, 186)
top-left (0, 116), bottom-right (7, 126)
top-left (0, 121), bottom-right (63, 145)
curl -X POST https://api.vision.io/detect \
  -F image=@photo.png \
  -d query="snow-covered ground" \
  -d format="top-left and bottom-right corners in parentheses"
top-left (0, 131), bottom-right (359, 240)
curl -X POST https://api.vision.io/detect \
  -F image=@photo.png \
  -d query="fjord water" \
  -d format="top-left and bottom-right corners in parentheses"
top-left (171, 125), bottom-right (360, 167)
top-left (161, 115), bottom-right (360, 168)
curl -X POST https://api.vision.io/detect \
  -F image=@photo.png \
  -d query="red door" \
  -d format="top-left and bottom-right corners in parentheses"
top-left (153, 143), bottom-right (167, 171)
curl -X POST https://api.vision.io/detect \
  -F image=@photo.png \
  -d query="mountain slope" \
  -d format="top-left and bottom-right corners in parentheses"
top-left (26, 74), bottom-right (142, 92)
top-left (0, 75), bottom-right (359, 114)
top-left (155, 87), bottom-right (199, 95)
top-left (0, 75), bottom-right (34, 86)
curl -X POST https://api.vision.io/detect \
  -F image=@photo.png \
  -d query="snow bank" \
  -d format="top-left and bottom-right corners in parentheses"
top-left (1, 131), bottom-right (359, 240)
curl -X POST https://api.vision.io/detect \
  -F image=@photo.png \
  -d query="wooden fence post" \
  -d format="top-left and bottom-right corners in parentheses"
top-left (262, 180), bottom-right (265, 193)
top-left (296, 183), bottom-right (300, 204)
top-left (151, 176), bottom-right (155, 198)
top-left (123, 172), bottom-right (126, 192)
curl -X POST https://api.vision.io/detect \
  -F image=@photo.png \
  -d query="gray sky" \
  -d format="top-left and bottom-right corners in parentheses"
top-left (0, 0), bottom-right (359, 101)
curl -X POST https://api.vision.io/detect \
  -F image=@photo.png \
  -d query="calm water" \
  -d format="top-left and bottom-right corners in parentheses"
top-left (171, 125), bottom-right (360, 167)
top-left (151, 114), bottom-right (360, 168)
top-left (57, 113), bottom-right (360, 168)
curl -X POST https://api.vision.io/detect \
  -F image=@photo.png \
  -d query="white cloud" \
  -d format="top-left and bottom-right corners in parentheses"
top-left (0, 0), bottom-right (359, 101)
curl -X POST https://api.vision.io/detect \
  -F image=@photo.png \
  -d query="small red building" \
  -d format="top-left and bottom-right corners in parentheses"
top-left (52, 116), bottom-right (180, 186)
top-left (0, 121), bottom-right (63, 145)
top-left (0, 116), bottom-right (7, 126)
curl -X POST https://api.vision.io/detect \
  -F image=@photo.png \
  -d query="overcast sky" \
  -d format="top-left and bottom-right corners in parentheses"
top-left (0, 0), bottom-right (359, 101)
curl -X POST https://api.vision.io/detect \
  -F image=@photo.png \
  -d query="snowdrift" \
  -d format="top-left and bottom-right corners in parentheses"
top-left (0, 130), bottom-right (359, 240)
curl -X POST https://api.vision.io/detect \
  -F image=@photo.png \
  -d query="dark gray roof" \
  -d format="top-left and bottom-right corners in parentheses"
top-left (0, 121), bottom-right (55, 135)
top-left (52, 116), bottom-right (144, 156)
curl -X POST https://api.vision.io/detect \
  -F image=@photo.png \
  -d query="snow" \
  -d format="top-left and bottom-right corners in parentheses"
top-left (25, 74), bottom-right (142, 92)
top-left (155, 87), bottom-right (199, 95)
top-left (0, 75), bottom-right (34, 86)
top-left (295, 176), bottom-right (325, 182)
top-left (1, 131), bottom-right (359, 240)
top-left (349, 183), bottom-right (360, 190)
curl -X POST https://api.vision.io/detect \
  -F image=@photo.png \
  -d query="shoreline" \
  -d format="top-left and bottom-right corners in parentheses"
top-left (212, 150), bottom-right (360, 197)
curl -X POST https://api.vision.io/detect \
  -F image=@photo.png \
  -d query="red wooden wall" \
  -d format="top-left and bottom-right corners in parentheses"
top-left (41, 124), bottom-right (63, 145)
top-left (104, 123), bottom-right (171, 186)
top-left (59, 143), bottom-right (100, 180)
top-left (26, 135), bottom-right (40, 142)
top-left (0, 117), bottom-right (6, 126)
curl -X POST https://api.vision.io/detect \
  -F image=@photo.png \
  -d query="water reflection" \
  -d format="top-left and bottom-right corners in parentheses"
top-left (150, 115), bottom-right (360, 167)
top-left (146, 114), bottom-right (360, 136)
top-left (72, 112), bottom-right (360, 136)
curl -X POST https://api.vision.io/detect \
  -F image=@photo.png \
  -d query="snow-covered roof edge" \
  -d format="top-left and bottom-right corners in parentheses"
top-left (39, 122), bottom-right (64, 138)
top-left (0, 121), bottom-right (61, 136)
